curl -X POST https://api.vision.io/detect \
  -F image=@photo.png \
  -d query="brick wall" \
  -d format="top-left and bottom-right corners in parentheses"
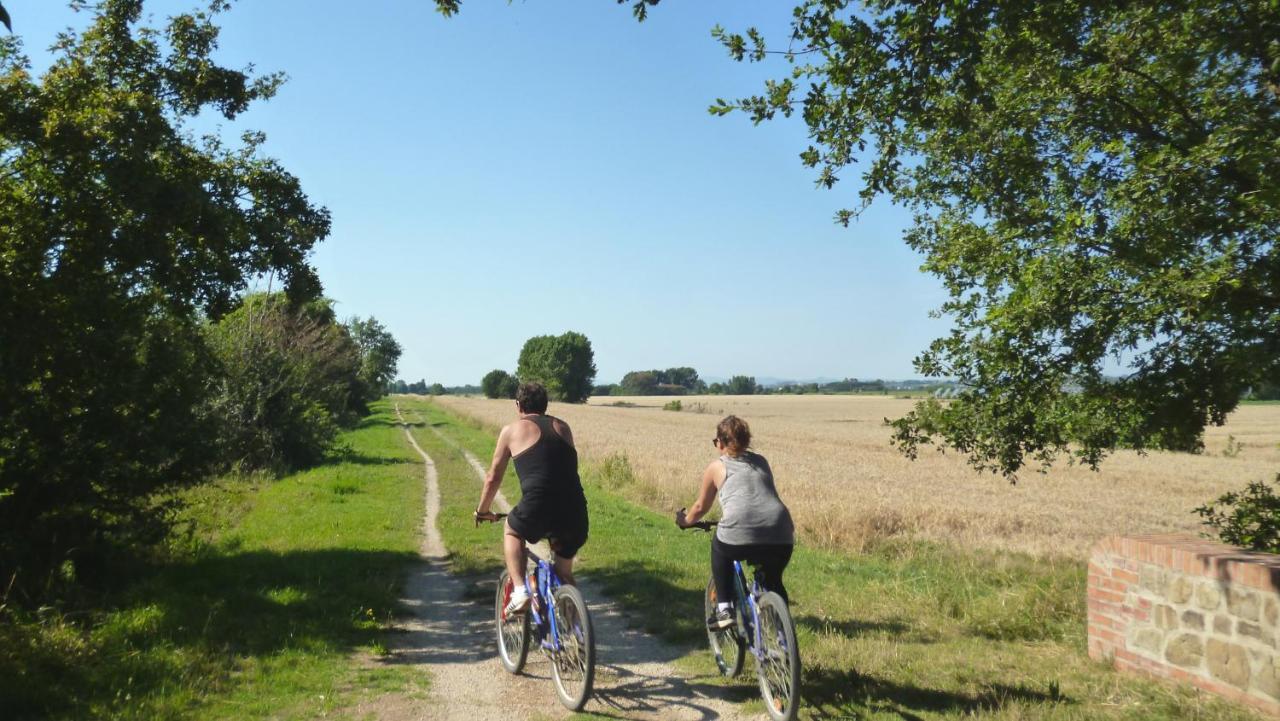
top-left (1089, 534), bottom-right (1280, 714)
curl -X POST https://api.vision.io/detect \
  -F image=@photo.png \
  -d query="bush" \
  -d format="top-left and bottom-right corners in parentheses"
top-left (482, 370), bottom-right (518, 399)
top-left (205, 295), bottom-right (364, 473)
top-left (662, 400), bottom-right (683, 411)
top-left (1195, 475), bottom-right (1280, 553)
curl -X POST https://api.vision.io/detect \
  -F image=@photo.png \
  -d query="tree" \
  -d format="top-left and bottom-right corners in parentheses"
top-left (703, 0), bottom-right (1280, 475)
top-left (725, 375), bottom-right (758, 395)
top-left (0, 1), bottom-right (328, 596)
top-left (206, 294), bottom-right (362, 473)
top-left (346, 316), bottom-right (402, 404)
top-left (619, 370), bottom-right (660, 395)
top-left (482, 369), bottom-right (518, 399)
top-left (439, 1), bottom-right (1279, 477)
top-left (516, 331), bottom-right (598, 403)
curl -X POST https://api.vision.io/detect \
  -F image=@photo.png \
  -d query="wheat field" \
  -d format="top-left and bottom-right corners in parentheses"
top-left (432, 394), bottom-right (1280, 558)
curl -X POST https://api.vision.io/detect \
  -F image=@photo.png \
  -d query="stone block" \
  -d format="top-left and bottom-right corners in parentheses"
top-left (1214, 615), bottom-right (1233, 635)
top-left (1207, 638), bottom-right (1252, 689)
top-left (1266, 597), bottom-right (1279, 628)
top-left (1155, 604), bottom-right (1180, 631)
top-left (1168, 575), bottom-right (1194, 605)
top-left (1239, 621), bottom-right (1274, 648)
top-left (1255, 656), bottom-right (1280, 700)
top-left (1139, 565), bottom-right (1166, 595)
top-left (1196, 582), bottom-right (1222, 611)
top-left (1228, 588), bottom-right (1261, 622)
top-left (1166, 633), bottom-right (1204, 668)
top-left (1181, 610), bottom-right (1205, 631)
top-left (1132, 627), bottom-right (1164, 654)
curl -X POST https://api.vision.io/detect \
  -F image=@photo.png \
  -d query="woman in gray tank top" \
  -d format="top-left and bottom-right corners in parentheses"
top-left (675, 415), bottom-right (795, 629)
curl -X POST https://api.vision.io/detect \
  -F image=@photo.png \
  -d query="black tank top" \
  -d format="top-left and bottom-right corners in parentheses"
top-left (511, 415), bottom-right (584, 505)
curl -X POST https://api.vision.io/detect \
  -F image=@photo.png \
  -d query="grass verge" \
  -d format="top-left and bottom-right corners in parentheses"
top-left (0, 400), bottom-right (427, 720)
top-left (401, 396), bottom-right (1262, 721)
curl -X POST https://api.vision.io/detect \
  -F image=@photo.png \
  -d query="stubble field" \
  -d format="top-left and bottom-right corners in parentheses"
top-left (433, 394), bottom-right (1280, 558)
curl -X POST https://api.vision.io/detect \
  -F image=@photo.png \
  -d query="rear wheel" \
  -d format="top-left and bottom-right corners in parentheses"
top-left (755, 591), bottom-right (801, 721)
top-left (705, 576), bottom-right (744, 676)
top-left (494, 570), bottom-right (530, 673)
top-left (550, 584), bottom-right (595, 711)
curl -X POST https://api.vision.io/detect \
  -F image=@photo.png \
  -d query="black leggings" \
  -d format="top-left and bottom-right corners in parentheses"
top-left (711, 536), bottom-right (793, 606)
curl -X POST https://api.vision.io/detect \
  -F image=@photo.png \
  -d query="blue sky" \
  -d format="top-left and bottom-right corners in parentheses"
top-left (14, 0), bottom-right (950, 385)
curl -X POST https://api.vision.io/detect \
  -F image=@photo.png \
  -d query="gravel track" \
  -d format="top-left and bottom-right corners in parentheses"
top-left (357, 405), bottom-right (748, 720)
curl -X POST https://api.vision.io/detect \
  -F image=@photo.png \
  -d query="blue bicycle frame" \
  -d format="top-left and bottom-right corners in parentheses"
top-left (730, 559), bottom-right (771, 663)
top-left (524, 554), bottom-right (567, 652)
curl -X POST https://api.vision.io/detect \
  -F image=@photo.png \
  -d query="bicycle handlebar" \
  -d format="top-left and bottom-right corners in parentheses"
top-left (684, 520), bottom-right (717, 532)
top-left (474, 511), bottom-right (507, 527)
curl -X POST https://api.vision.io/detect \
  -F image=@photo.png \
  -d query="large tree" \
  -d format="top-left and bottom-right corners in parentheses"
top-left (346, 315), bottom-right (403, 404)
top-left (439, 0), bottom-right (1280, 476)
top-left (0, 0), bottom-right (328, 595)
top-left (516, 332), bottom-right (598, 403)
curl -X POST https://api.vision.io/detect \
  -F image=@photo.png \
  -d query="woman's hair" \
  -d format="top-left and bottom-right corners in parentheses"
top-left (716, 415), bottom-right (751, 456)
top-left (516, 382), bottom-right (548, 414)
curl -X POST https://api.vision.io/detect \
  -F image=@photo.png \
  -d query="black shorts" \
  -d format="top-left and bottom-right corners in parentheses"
top-left (507, 498), bottom-right (589, 559)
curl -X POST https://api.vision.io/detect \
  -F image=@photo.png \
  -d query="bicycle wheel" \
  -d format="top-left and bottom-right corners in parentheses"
top-left (705, 576), bottom-right (744, 676)
top-left (494, 570), bottom-right (530, 673)
top-left (755, 591), bottom-right (801, 721)
top-left (550, 584), bottom-right (595, 711)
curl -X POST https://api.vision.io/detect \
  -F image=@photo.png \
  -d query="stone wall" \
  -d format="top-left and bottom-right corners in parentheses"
top-left (1089, 534), bottom-right (1280, 715)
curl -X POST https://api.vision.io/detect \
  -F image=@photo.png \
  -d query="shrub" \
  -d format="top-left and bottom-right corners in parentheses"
top-left (205, 295), bottom-right (364, 473)
top-left (1195, 475), bottom-right (1280, 553)
top-left (662, 400), bottom-right (683, 411)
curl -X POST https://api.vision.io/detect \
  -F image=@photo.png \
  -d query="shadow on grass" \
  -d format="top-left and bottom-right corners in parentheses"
top-left (794, 613), bottom-right (916, 640)
top-left (804, 666), bottom-right (1070, 720)
top-left (1, 548), bottom-right (419, 720)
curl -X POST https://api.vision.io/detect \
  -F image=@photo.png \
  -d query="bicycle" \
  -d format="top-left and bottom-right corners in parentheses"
top-left (475, 511), bottom-right (596, 711)
top-left (683, 518), bottom-right (801, 721)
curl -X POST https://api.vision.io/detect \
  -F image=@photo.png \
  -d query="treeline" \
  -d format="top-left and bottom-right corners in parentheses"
top-left (0, 4), bottom-right (399, 603)
top-left (389, 380), bottom-right (481, 395)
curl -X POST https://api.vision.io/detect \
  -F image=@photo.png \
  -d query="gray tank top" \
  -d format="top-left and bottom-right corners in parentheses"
top-left (715, 452), bottom-right (795, 546)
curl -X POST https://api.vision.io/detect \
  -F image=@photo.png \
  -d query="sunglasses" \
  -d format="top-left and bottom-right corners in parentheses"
top-left (711, 438), bottom-right (720, 447)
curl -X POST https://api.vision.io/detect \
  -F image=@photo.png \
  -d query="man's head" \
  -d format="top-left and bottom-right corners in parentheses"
top-left (515, 382), bottom-right (549, 414)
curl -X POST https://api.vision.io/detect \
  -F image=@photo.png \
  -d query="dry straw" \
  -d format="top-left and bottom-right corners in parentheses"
top-left (434, 395), bottom-right (1280, 558)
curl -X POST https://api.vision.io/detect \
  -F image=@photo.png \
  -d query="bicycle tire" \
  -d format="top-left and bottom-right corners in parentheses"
top-left (494, 570), bottom-right (530, 673)
top-left (549, 584), bottom-right (595, 711)
top-left (755, 591), bottom-right (801, 721)
top-left (705, 576), bottom-right (745, 677)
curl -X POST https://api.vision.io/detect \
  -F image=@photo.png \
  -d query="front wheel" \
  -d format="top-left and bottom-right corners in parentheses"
top-left (494, 570), bottom-right (530, 673)
top-left (755, 591), bottom-right (801, 721)
top-left (705, 576), bottom-right (744, 677)
top-left (550, 584), bottom-right (595, 711)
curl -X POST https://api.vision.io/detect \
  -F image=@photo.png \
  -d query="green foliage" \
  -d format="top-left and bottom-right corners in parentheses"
top-left (619, 367), bottom-right (705, 395)
top-left (1196, 476), bottom-right (1280, 553)
top-left (346, 316), bottom-right (402, 403)
top-left (704, 1), bottom-right (1280, 475)
top-left (725, 375), bottom-right (759, 395)
top-left (662, 399), bottom-right (683, 411)
top-left (0, 1), bottom-right (327, 600)
top-left (205, 294), bottom-right (363, 474)
top-left (0, 403), bottom-right (426, 719)
top-left (428, 383), bottom-right (446, 396)
top-left (481, 369), bottom-right (518, 399)
top-left (515, 331), bottom-right (597, 403)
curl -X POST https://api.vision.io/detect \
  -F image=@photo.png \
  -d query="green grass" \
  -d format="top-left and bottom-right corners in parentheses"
top-left (0, 401), bottom-right (428, 720)
top-left (401, 396), bottom-right (1263, 721)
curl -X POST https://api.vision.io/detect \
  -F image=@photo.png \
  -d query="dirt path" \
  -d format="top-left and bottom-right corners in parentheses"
top-left (359, 405), bottom-right (749, 720)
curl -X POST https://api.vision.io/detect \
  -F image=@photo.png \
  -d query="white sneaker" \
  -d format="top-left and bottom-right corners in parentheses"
top-left (504, 585), bottom-right (530, 617)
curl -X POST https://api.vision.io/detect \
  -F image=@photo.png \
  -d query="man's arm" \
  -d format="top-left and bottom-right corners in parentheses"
top-left (477, 424), bottom-right (513, 515)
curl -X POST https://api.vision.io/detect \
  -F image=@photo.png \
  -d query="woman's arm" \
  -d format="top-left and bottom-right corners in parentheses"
top-left (677, 460), bottom-right (723, 527)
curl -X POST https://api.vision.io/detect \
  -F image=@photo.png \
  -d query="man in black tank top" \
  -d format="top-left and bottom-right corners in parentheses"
top-left (475, 382), bottom-right (589, 615)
